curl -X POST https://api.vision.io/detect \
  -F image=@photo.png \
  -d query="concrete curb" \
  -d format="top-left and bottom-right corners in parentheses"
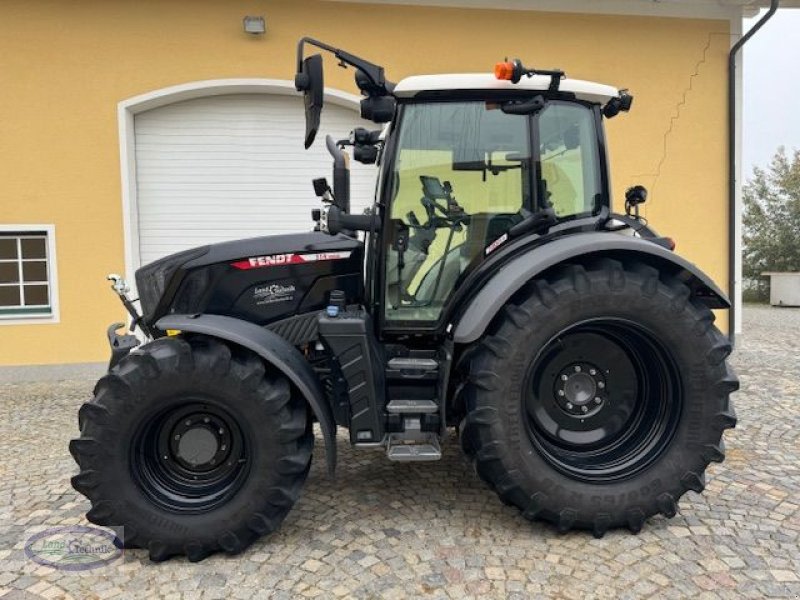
top-left (0, 362), bottom-right (106, 383)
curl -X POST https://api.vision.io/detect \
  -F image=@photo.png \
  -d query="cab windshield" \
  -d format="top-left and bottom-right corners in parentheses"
top-left (384, 99), bottom-right (602, 325)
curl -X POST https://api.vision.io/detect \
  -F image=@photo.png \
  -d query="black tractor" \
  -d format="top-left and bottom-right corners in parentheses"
top-left (70, 38), bottom-right (737, 561)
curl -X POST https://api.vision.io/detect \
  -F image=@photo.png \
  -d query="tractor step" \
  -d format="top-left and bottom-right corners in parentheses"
top-left (386, 432), bottom-right (442, 462)
top-left (385, 357), bottom-right (439, 383)
top-left (386, 357), bottom-right (439, 372)
top-left (386, 399), bottom-right (438, 414)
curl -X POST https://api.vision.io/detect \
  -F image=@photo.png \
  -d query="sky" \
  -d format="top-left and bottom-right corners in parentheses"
top-left (743, 9), bottom-right (800, 176)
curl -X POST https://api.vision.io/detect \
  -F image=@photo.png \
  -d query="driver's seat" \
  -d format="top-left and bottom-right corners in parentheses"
top-left (458, 212), bottom-right (522, 261)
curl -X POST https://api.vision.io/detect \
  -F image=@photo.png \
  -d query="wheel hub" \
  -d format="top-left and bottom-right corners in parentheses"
top-left (132, 401), bottom-right (248, 513)
top-left (169, 413), bottom-right (231, 471)
top-left (525, 319), bottom-right (682, 482)
top-left (555, 363), bottom-right (606, 416)
top-left (178, 428), bottom-right (217, 466)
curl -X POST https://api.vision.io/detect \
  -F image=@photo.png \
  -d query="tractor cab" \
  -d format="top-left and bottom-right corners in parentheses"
top-left (294, 39), bottom-right (633, 337)
top-left (380, 74), bottom-right (620, 330)
top-left (292, 39), bottom-right (644, 455)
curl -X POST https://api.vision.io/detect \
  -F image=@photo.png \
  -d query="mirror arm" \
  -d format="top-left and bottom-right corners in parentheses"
top-left (296, 37), bottom-right (390, 92)
top-left (296, 37), bottom-right (335, 72)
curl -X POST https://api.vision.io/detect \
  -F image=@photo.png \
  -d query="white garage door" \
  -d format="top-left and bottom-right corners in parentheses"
top-left (134, 93), bottom-right (378, 265)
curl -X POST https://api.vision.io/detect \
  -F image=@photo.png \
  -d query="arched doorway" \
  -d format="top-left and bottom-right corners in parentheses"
top-left (118, 79), bottom-right (377, 273)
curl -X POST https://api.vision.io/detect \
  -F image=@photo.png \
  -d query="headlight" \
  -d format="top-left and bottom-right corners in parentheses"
top-left (135, 247), bottom-right (208, 325)
top-left (171, 268), bottom-right (212, 315)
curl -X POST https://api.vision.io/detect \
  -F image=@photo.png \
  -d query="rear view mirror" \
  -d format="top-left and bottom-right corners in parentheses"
top-left (452, 144), bottom-right (486, 171)
top-left (295, 54), bottom-right (324, 148)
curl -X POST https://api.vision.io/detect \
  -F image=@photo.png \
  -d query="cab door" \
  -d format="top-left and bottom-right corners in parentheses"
top-left (380, 100), bottom-right (533, 330)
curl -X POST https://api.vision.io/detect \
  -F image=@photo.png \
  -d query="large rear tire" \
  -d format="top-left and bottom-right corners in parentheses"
top-left (460, 259), bottom-right (738, 537)
top-left (70, 336), bottom-right (313, 561)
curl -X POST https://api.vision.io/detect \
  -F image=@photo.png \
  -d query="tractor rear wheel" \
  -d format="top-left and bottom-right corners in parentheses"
top-left (460, 259), bottom-right (737, 536)
top-left (70, 336), bottom-right (313, 561)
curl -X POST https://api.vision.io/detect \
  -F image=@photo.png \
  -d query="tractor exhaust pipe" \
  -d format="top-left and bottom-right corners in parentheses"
top-left (326, 134), bottom-right (351, 214)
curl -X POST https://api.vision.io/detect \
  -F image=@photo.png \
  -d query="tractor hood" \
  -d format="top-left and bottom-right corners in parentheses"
top-left (136, 232), bottom-right (364, 330)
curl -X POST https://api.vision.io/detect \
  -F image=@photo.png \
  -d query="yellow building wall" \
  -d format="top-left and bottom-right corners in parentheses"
top-left (0, 0), bottom-right (732, 365)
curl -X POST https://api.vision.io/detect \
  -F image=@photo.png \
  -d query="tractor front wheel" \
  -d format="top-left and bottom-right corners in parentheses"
top-left (70, 336), bottom-right (313, 561)
top-left (460, 259), bottom-right (737, 536)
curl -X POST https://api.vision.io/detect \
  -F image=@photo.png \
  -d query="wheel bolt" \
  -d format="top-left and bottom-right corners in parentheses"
top-left (595, 397), bottom-right (602, 404)
top-left (589, 369), bottom-right (597, 376)
top-left (561, 375), bottom-right (569, 382)
top-left (162, 455), bottom-right (169, 460)
top-left (203, 417), bottom-right (210, 423)
top-left (581, 406), bottom-right (589, 413)
top-left (598, 382), bottom-right (605, 389)
top-left (174, 434), bottom-right (180, 440)
top-left (218, 428), bottom-right (224, 434)
top-left (574, 366), bottom-right (582, 372)
top-left (566, 402), bottom-right (574, 410)
top-left (184, 420), bottom-right (192, 426)
top-left (557, 390), bottom-right (565, 397)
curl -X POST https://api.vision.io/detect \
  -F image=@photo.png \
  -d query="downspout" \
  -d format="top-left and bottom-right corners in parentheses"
top-left (728, 0), bottom-right (779, 345)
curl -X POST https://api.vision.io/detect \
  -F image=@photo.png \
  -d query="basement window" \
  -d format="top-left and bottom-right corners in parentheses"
top-left (0, 226), bottom-right (59, 322)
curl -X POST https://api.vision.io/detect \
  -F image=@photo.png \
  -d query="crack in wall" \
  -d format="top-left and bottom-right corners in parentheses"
top-left (633, 31), bottom-right (734, 208)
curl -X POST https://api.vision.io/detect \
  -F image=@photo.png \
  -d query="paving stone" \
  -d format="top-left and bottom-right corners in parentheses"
top-left (1, 306), bottom-right (799, 597)
top-left (771, 570), bottom-right (799, 583)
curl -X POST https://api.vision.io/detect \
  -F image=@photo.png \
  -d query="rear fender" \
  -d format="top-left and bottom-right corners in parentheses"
top-left (452, 232), bottom-right (729, 344)
top-left (156, 314), bottom-right (337, 475)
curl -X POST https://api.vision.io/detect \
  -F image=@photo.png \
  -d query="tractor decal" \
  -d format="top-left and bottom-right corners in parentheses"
top-left (485, 233), bottom-right (509, 256)
top-left (253, 283), bottom-right (297, 305)
top-left (230, 251), bottom-right (353, 270)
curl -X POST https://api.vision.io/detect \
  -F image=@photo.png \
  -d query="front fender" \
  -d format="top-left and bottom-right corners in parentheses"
top-left (156, 314), bottom-right (337, 475)
top-left (452, 232), bottom-right (729, 344)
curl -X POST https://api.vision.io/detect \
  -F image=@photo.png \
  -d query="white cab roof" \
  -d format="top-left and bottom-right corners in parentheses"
top-left (393, 73), bottom-right (620, 105)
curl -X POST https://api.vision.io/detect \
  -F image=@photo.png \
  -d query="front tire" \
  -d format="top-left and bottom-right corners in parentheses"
top-left (460, 259), bottom-right (738, 537)
top-left (70, 336), bottom-right (313, 561)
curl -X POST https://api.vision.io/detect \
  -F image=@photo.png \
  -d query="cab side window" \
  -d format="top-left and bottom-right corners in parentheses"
top-left (538, 103), bottom-right (602, 217)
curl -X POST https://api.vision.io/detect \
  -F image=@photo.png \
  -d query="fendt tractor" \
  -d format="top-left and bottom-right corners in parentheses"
top-left (70, 38), bottom-right (738, 562)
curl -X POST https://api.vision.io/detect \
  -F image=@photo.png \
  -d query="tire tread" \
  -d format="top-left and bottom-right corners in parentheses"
top-left (70, 335), bottom-right (313, 562)
top-left (459, 259), bottom-right (737, 536)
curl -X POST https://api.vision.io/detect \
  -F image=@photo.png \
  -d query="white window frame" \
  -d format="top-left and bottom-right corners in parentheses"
top-left (0, 224), bottom-right (60, 325)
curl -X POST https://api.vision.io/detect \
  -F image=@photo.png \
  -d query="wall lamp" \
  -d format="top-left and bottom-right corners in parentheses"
top-left (243, 16), bottom-right (266, 35)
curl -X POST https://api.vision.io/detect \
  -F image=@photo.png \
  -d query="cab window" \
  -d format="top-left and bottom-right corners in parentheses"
top-left (537, 102), bottom-right (602, 217)
top-left (383, 100), bottom-right (603, 326)
top-left (384, 102), bottom-right (531, 324)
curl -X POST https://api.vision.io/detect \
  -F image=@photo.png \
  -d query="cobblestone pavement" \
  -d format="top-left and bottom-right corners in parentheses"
top-left (0, 305), bottom-right (798, 599)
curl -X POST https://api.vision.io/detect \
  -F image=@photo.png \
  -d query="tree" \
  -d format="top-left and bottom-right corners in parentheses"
top-left (743, 147), bottom-right (800, 298)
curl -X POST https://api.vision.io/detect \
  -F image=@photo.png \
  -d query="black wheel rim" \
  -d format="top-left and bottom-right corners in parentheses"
top-left (131, 400), bottom-right (250, 513)
top-left (524, 318), bottom-right (682, 483)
